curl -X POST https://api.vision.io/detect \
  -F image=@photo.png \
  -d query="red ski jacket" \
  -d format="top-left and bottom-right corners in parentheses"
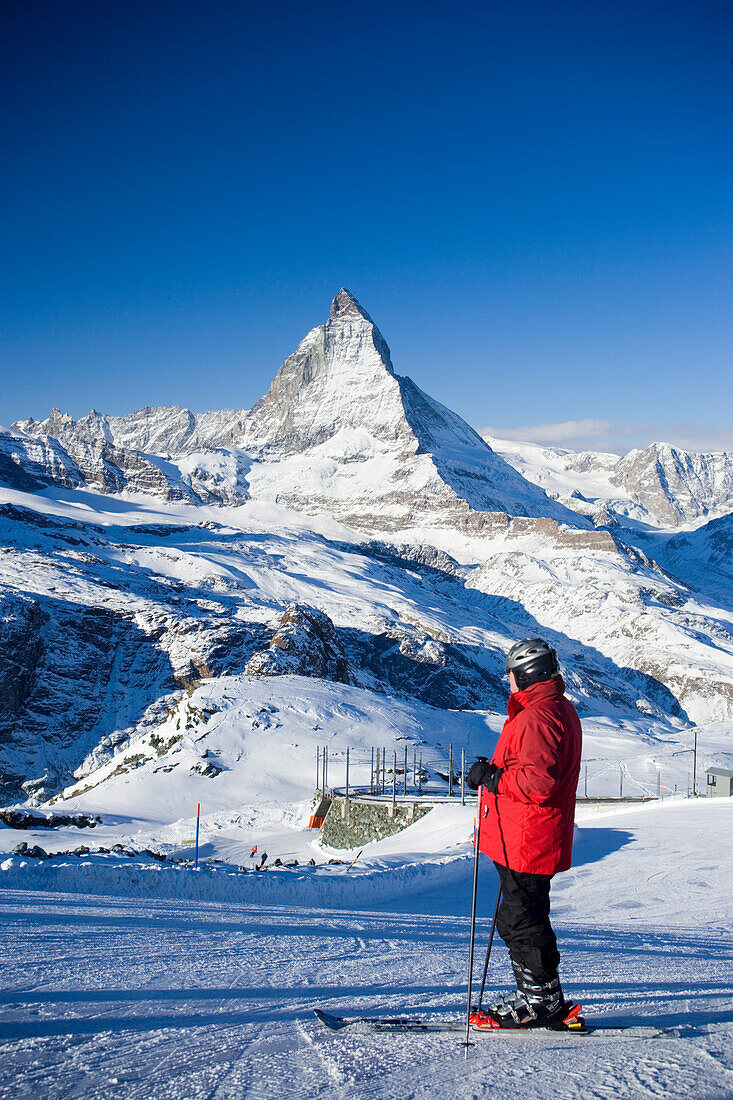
top-left (478, 677), bottom-right (582, 875)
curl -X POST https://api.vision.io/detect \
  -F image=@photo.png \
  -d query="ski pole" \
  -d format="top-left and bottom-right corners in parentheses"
top-left (463, 785), bottom-right (483, 1050)
top-left (476, 882), bottom-right (502, 1011)
top-left (194, 802), bottom-right (201, 870)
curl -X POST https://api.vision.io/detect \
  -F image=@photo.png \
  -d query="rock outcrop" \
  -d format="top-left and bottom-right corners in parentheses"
top-left (246, 604), bottom-right (350, 684)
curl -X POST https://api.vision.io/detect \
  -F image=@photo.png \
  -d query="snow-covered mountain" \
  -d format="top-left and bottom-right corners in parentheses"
top-left (486, 435), bottom-right (733, 529)
top-left (10, 291), bottom-right (579, 532)
top-left (2, 289), bottom-right (733, 804)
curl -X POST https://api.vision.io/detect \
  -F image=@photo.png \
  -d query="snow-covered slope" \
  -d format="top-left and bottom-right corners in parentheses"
top-left (1, 793), bottom-right (732, 1097)
top-left (4, 482), bottom-right (698, 801)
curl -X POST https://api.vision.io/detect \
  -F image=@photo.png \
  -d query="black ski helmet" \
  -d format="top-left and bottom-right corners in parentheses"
top-left (506, 638), bottom-right (559, 691)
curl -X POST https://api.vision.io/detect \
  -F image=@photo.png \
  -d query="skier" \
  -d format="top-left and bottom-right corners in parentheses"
top-left (249, 845), bottom-right (258, 859)
top-left (466, 638), bottom-right (582, 1029)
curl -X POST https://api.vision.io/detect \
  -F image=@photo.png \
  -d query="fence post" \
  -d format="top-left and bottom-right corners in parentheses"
top-left (383, 747), bottom-right (386, 794)
top-left (316, 746), bottom-right (320, 791)
top-left (403, 745), bottom-right (408, 796)
top-left (345, 746), bottom-right (350, 800)
top-left (392, 751), bottom-right (397, 808)
top-left (324, 746), bottom-right (328, 791)
top-left (418, 754), bottom-right (423, 794)
top-left (656, 771), bottom-right (660, 799)
top-left (619, 766), bottom-right (623, 798)
top-left (371, 747), bottom-right (374, 794)
top-left (413, 749), bottom-right (417, 789)
top-left (449, 743), bottom-right (453, 798)
top-left (584, 764), bottom-right (588, 798)
top-left (461, 747), bottom-right (465, 805)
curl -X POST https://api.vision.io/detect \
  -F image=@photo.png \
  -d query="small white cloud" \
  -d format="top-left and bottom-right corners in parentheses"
top-left (483, 419), bottom-right (614, 445)
top-left (482, 420), bottom-right (733, 455)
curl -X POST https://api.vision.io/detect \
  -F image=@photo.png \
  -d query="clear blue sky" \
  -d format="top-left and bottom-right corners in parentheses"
top-left (1, 0), bottom-right (732, 451)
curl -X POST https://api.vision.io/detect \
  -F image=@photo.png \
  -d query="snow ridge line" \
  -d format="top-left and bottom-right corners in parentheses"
top-left (0, 852), bottom-right (471, 908)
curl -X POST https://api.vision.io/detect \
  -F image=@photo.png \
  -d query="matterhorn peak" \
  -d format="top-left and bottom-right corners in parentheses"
top-left (235, 292), bottom-right (579, 529)
top-left (239, 289), bottom-right (400, 455)
top-left (330, 288), bottom-right (374, 323)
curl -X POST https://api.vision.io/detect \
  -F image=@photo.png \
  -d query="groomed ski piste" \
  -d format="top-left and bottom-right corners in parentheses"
top-left (1, 671), bottom-right (732, 1098)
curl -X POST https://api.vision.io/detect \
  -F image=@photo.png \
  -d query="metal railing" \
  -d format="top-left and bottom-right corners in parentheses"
top-left (316, 743), bottom-right (701, 806)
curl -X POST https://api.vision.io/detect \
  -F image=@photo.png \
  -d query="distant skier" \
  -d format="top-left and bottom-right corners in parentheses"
top-left (467, 638), bottom-right (582, 1029)
top-left (258, 851), bottom-right (267, 869)
top-left (249, 845), bottom-right (258, 859)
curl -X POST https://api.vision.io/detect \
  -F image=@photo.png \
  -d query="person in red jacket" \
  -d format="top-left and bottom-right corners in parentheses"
top-left (467, 638), bottom-right (582, 1028)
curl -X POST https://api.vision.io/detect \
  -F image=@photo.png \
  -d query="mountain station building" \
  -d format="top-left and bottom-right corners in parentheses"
top-left (705, 767), bottom-right (733, 797)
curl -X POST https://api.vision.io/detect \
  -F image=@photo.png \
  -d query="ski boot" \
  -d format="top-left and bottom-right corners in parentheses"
top-left (471, 992), bottom-right (585, 1031)
top-left (472, 968), bottom-right (585, 1031)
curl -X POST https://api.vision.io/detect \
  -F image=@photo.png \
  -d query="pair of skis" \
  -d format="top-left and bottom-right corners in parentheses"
top-left (313, 1008), bottom-right (668, 1040)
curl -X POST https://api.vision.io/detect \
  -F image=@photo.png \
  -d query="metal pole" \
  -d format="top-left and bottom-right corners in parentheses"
top-left (584, 764), bottom-right (588, 798)
top-left (345, 746), bottom-right (350, 800)
top-left (449, 743), bottom-right (453, 798)
top-left (619, 766), bottom-right (623, 798)
top-left (383, 747), bottom-right (386, 794)
top-left (477, 882), bottom-right (503, 1011)
top-left (316, 746), bottom-right (320, 791)
top-left (392, 751), bottom-right (397, 807)
top-left (403, 745), bottom-right (408, 796)
top-left (419, 755), bottom-right (423, 794)
top-left (371, 747), bottom-right (374, 794)
top-left (693, 728), bottom-right (698, 796)
top-left (413, 749), bottom-right (417, 789)
top-left (463, 786), bottom-right (483, 1049)
top-left (194, 802), bottom-right (201, 870)
top-left (656, 771), bottom-right (661, 799)
top-left (461, 747), bottom-right (465, 805)
top-left (324, 746), bottom-right (328, 791)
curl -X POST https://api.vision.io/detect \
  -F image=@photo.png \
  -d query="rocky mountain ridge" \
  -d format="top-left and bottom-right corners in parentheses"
top-left (486, 435), bottom-right (733, 529)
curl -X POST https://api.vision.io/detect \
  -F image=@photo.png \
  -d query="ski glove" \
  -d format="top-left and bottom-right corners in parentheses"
top-left (467, 757), bottom-right (491, 790)
top-left (483, 765), bottom-right (504, 795)
top-left (466, 758), bottom-right (504, 793)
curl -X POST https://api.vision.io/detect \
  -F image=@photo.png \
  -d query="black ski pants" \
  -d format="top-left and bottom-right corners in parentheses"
top-left (493, 862), bottom-right (560, 982)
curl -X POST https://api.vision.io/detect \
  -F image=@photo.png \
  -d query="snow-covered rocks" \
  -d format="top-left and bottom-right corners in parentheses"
top-left (246, 603), bottom-right (350, 683)
top-left (613, 443), bottom-right (733, 527)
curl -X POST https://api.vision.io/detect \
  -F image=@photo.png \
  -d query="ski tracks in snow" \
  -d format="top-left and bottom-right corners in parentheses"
top-left (2, 797), bottom-right (733, 1100)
